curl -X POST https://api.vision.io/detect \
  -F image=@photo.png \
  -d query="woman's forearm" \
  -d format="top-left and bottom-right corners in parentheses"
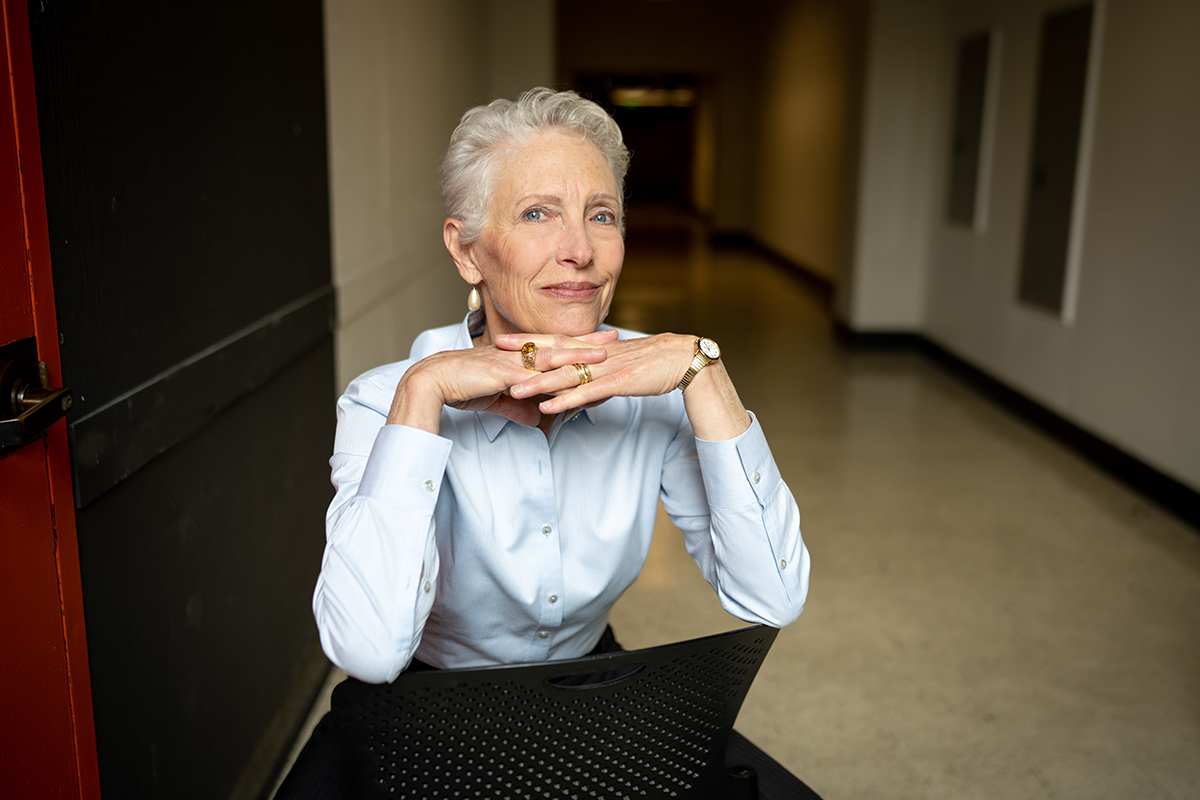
top-left (386, 368), bottom-right (445, 434)
top-left (680, 358), bottom-right (752, 442)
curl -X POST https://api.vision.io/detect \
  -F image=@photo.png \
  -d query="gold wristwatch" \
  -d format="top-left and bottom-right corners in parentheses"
top-left (676, 337), bottom-right (721, 392)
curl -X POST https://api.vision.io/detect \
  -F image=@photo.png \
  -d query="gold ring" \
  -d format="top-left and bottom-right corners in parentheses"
top-left (521, 342), bottom-right (537, 370)
top-left (574, 363), bottom-right (592, 385)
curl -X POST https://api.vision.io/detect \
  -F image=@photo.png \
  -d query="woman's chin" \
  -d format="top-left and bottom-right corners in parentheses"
top-left (495, 311), bottom-right (606, 339)
top-left (554, 321), bottom-right (605, 338)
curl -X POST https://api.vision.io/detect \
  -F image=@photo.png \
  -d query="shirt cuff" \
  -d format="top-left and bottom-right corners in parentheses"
top-left (695, 411), bottom-right (780, 508)
top-left (358, 424), bottom-right (453, 508)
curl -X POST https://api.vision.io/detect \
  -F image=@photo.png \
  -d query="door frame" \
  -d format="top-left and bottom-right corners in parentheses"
top-left (2, 0), bottom-right (99, 794)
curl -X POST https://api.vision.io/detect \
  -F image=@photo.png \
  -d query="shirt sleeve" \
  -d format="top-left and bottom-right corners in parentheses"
top-left (660, 410), bottom-right (810, 627)
top-left (312, 380), bottom-right (452, 683)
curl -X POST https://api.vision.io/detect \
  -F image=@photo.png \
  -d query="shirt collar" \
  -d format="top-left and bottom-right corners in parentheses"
top-left (452, 311), bottom-right (480, 350)
top-left (478, 410), bottom-right (511, 442)
top-left (477, 403), bottom-right (599, 443)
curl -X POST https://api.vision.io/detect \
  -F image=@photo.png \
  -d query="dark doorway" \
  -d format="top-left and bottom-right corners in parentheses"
top-left (1018, 2), bottom-right (1095, 316)
top-left (574, 76), bottom-right (701, 212)
top-left (946, 31), bottom-right (993, 230)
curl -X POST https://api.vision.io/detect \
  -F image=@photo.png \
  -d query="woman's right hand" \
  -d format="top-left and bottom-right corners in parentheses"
top-left (385, 330), bottom-right (617, 435)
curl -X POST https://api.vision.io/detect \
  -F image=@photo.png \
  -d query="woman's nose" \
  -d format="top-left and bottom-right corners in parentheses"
top-left (557, 219), bottom-right (594, 268)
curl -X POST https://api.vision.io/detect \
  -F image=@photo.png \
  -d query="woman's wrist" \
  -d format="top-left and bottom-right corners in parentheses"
top-left (680, 357), bottom-right (751, 441)
top-left (387, 368), bottom-right (445, 434)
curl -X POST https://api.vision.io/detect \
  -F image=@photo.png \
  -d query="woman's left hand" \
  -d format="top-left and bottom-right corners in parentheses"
top-left (496, 332), bottom-right (752, 441)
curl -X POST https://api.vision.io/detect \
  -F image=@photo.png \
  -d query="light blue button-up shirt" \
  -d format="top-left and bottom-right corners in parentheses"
top-left (314, 316), bottom-right (809, 683)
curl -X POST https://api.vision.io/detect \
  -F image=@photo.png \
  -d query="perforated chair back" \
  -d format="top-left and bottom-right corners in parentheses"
top-left (330, 625), bottom-right (779, 799)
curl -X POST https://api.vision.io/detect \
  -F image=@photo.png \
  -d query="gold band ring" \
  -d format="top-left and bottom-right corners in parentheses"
top-left (521, 342), bottom-right (537, 370)
top-left (574, 363), bottom-right (593, 385)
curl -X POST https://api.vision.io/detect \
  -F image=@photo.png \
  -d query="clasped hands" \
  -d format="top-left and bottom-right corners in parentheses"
top-left (500, 330), bottom-right (697, 414)
top-left (386, 329), bottom-right (698, 434)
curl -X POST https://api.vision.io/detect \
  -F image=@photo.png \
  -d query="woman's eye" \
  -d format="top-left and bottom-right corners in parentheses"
top-left (523, 208), bottom-right (546, 222)
top-left (593, 212), bottom-right (613, 224)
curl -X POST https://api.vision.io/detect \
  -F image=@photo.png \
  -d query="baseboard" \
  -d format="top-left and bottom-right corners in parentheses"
top-left (832, 326), bottom-right (923, 350)
top-left (834, 323), bottom-right (1200, 531)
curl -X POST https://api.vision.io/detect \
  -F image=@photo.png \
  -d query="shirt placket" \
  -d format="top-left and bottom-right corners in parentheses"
top-left (525, 426), bottom-right (564, 661)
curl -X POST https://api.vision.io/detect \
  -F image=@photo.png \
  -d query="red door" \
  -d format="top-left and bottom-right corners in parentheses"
top-left (0, 0), bottom-right (100, 796)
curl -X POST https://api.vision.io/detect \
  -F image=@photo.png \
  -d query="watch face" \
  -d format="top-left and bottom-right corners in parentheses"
top-left (699, 338), bottom-right (720, 359)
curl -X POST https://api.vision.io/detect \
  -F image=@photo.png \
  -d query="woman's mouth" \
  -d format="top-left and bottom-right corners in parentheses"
top-left (541, 282), bottom-right (600, 301)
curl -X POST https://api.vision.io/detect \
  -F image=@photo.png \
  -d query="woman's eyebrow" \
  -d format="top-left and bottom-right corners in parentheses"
top-left (515, 193), bottom-right (563, 206)
top-left (513, 193), bottom-right (618, 207)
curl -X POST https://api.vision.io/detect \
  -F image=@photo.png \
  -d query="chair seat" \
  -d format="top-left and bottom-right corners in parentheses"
top-left (330, 625), bottom-right (822, 800)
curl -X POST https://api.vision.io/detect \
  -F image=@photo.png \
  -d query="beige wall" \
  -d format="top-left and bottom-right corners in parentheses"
top-left (849, 0), bottom-right (1200, 489)
top-left (841, 0), bottom-right (945, 328)
top-left (485, 1), bottom-right (556, 101)
top-left (751, 0), bottom-right (866, 284)
top-left (323, 0), bottom-right (555, 392)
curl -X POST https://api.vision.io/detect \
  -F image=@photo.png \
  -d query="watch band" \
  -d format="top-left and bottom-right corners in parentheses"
top-left (676, 337), bottom-right (719, 392)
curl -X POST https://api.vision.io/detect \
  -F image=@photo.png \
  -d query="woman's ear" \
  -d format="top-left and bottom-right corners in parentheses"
top-left (444, 218), bottom-right (482, 285)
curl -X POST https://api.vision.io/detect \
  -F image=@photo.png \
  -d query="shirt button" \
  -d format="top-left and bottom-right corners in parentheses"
top-left (537, 631), bottom-right (549, 639)
top-left (424, 581), bottom-right (432, 592)
top-left (542, 524), bottom-right (552, 535)
top-left (548, 595), bottom-right (558, 604)
top-left (422, 480), bottom-right (435, 492)
top-left (780, 559), bottom-right (787, 569)
top-left (753, 472), bottom-right (761, 484)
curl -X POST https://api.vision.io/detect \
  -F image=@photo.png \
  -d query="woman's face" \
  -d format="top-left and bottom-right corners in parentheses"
top-left (453, 129), bottom-right (624, 342)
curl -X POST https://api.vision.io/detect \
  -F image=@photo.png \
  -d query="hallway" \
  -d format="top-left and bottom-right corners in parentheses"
top-left (283, 217), bottom-right (1200, 800)
top-left (603, 213), bottom-right (1200, 799)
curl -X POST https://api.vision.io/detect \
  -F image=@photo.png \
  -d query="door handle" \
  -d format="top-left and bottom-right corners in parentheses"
top-left (0, 357), bottom-right (74, 449)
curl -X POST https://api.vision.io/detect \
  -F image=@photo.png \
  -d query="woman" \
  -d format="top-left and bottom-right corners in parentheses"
top-left (314, 88), bottom-right (808, 685)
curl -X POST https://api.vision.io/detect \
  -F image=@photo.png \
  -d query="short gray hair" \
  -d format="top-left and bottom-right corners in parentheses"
top-left (439, 87), bottom-right (630, 244)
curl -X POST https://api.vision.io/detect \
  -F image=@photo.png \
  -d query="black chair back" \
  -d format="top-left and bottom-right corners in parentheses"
top-left (331, 625), bottom-right (779, 799)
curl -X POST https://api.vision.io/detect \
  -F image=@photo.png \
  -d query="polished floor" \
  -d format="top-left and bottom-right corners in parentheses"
top-left (278, 212), bottom-right (1200, 799)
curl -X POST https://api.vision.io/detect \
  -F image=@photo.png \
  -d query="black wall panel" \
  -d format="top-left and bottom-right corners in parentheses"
top-left (27, 1), bottom-right (334, 797)
top-left (77, 344), bottom-right (333, 797)
top-left (29, 2), bottom-right (330, 420)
